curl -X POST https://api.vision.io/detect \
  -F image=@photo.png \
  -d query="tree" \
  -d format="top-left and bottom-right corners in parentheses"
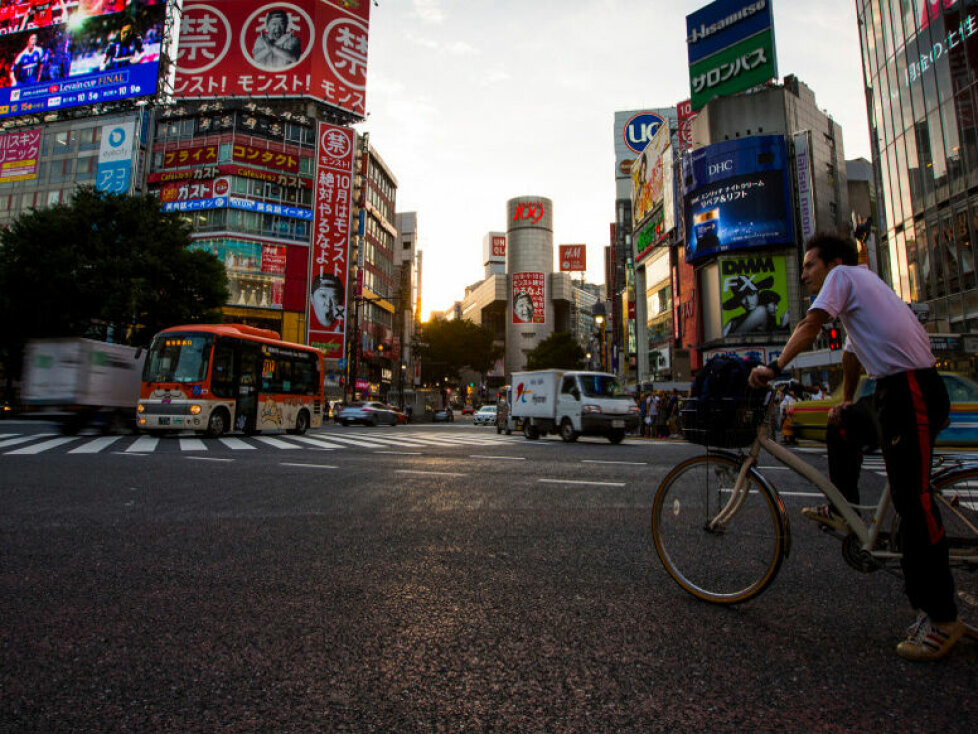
top-left (525, 331), bottom-right (586, 370)
top-left (416, 318), bottom-right (502, 384)
top-left (0, 187), bottom-right (227, 382)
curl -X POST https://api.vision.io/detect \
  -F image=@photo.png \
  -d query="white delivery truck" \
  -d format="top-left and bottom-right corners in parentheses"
top-left (509, 370), bottom-right (640, 443)
top-left (20, 338), bottom-right (145, 434)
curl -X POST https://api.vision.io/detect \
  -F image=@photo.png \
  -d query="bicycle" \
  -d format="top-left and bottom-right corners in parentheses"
top-left (650, 390), bottom-right (978, 637)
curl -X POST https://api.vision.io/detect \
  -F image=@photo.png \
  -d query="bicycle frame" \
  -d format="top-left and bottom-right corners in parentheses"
top-left (714, 416), bottom-right (899, 558)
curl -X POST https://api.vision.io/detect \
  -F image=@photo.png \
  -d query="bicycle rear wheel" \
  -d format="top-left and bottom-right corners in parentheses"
top-left (652, 453), bottom-right (788, 604)
top-left (932, 468), bottom-right (978, 613)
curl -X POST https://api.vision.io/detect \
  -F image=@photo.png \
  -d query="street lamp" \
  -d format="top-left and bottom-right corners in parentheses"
top-left (591, 302), bottom-right (606, 371)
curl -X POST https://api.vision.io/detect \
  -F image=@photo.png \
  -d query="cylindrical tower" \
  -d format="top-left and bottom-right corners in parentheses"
top-left (506, 195), bottom-right (554, 378)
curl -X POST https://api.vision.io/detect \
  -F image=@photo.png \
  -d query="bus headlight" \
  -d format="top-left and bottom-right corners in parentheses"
top-left (189, 404), bottom-right (202, 415)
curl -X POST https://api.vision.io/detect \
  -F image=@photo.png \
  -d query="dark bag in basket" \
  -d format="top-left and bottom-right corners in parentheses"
top-left (681, 355), bottom-right (767, 448)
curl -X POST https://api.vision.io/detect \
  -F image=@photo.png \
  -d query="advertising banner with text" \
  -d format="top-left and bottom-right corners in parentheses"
top-left (512, 271), bottom-right (546, 324)
top-left (307, 122), bottom-right (355, 360)
top-left (719, 254), bottom-right (789, 337)
top-left (559, 244), bottom-right (586, 272)
top-left (174, 0), bottom-right (370, 118)
top-left (0, 128), bottom-right (40, 182)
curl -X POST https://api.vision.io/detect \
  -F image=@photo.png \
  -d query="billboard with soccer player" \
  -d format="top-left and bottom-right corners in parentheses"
top-left (0, 0), bottom-right (167, 120)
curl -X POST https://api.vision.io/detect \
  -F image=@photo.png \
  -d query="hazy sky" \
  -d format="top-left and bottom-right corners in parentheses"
top-left (356, 1), bottom-right (871, 319)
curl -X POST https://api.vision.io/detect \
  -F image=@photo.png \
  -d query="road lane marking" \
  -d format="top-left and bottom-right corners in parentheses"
top-left (68, 436), bottom-right (122, 454)
top-left (6, 436), bottom-right (80, 454)
top-left (185, 456), bottom-right (234, 463)
top-left (0, 433), bottom-right (55, 450)
top-left (468, 455), bottom-right (525, 461)
top-left (374, 450), bottom-right (422, 455)
top-left (537, 478), bottom-right (626, 487)
top-left (287, 436), bottom-right (341, 449)
top-left (218, 437), bottom-right (256, 450)
top-left (581, 459), bottom-right (646, 466)
top-left (395, 469), bottom-right (468, 477)
top-left (281, 462), bottom-right (338, 469)
top-left (253, 436), bottom-right (302, 449)
top-left (126, 436), bottom-right (158, 452)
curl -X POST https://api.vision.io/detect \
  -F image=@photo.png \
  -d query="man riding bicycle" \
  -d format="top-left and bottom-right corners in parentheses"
top-left (750, 233), bottom-right (961, 662)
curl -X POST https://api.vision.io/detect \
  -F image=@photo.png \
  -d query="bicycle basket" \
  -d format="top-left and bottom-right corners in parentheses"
top-left (679, 389), bottom-right (769, 448)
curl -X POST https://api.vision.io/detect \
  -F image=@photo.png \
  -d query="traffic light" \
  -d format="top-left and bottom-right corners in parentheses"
top-left (827, 326), bottom-right (842, 351)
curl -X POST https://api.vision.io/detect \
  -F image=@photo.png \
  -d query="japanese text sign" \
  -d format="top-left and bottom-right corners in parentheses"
top-left (0, 128), bottom-right (40, 182)
top-left (174, 0), bottom-right (370, 118)
top-left (512, 271), bottom-right (546, 324)
top-left (307, 122), bottom-right (355, 360)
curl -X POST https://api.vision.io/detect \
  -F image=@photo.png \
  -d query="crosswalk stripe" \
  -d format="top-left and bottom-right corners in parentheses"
top-left (0, 433), bottom-right (55, 449)
top-left (6, 436), bottom-right (80, 454)
top-left (126, 436), bottom-right (159, 452)
top-left (253, 436), bottom-right (302, 449)
top-left (68, 436), bottom-right (123, 454)
top-left (313, 434), bottom-right (390, 448)
top-left (287, 436), bottom-right (341, 450)
top-left (179, 438), bottom-right (208, 451)
top-left (218, 437), bottom-right (256, 450)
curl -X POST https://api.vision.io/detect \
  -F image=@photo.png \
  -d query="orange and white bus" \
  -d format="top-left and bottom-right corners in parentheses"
top-left (137, 324), bottom-right (325, 438)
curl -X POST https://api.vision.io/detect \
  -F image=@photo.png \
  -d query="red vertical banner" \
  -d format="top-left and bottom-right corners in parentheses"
top-left (512, 272), bottom-right (546, 324)
top-left (308, 122), bottom-right (355, 360)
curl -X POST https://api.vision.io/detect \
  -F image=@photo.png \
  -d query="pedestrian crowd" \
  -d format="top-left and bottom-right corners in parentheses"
top-left (635, 389), bottom-right (682, 439)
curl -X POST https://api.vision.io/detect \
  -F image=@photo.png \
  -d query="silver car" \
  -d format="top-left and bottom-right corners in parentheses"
top-left (338, 401), bottom-right (399, 426)
top-left (473, 405), bottom-right (497, 426)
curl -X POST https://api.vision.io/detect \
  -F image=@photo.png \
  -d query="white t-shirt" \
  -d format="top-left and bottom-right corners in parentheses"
top-left (809, 265), bottom-right (934, 378)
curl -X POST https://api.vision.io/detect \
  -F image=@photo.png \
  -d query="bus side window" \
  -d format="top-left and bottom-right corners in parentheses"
top-left (212, 345), bottom-right (236, 398)
top-left (293, 359), bottom-right (312, 394)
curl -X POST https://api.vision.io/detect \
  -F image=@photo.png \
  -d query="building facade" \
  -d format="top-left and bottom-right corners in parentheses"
top-left (856, 0), bottom-right (978, 355)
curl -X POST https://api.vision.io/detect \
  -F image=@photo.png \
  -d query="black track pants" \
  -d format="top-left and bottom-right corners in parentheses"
top-left (875, 367), bottom-right (955, 622)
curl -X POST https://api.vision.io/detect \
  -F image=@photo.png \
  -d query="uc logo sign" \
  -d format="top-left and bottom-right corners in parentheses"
top-left (623, 112), bottom-right (664, 154)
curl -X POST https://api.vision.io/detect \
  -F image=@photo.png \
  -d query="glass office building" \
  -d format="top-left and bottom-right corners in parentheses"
top-left (857, 0), bottom-right (978, 333)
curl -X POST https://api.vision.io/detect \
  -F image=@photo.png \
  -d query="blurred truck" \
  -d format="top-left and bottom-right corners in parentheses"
top-left (509, 370), bottom-right (640, 443)
top-left (20, 338), bottom-right (145, 434)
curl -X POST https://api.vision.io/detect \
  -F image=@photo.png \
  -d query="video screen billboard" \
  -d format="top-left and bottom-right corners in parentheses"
top-left (0, 0), bottom-right (166, 120)
top-left (174, 0), bottom-right (370, 118)
top-left (682, 135), bottom-right (794, 262)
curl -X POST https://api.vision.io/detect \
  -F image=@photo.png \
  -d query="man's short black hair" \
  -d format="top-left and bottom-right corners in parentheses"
top-left (266, 9), bottom-right (288, 24)
top-left (805, 232), bottom-right (859, 267)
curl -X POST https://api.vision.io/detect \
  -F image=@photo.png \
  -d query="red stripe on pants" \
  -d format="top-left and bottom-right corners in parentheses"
top-left (907, 371), bottom-right (943, 544)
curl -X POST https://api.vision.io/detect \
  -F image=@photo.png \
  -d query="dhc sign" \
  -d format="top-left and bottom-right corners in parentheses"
top-left (624, 112), bottom-right (665, 154)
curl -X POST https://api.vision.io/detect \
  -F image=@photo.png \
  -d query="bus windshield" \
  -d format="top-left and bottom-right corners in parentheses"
top-left (580, 374), bottom-right (626, 398)
top-left (143, 334), bottom-right (212, 383)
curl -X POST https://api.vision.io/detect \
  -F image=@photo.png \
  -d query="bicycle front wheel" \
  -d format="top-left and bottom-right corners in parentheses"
top-left (652, 453), bottom-right (788, 604)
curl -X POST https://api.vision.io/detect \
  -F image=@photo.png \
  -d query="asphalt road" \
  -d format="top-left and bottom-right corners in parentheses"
top-left (2, 420), bottom-right (977, 731)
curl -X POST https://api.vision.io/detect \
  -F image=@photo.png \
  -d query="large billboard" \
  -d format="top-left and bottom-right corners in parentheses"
top-left (686, 0), bottom-right (777, 111)
top-left (512, 271), bottom-right (545, 324)
top-left (174, 0), bottom-right (370, 118)
top-left (559, 244), bottom-right (586, 272)
top-left (719, 254), bottom-right (790, 337)
top-left (614, 108), bottom-right (676, 188)
top-left (682, 135), bottom-right (794, 262)
top-left (307, 122), bottom-right (355, 360)
top-left (0, 0), bottom-right (167, 120)
top-left (0, 127), bottom-right (41, 181)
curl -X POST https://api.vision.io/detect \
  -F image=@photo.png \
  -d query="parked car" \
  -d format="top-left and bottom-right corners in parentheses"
top-left (338, 401), bottom-right (399, 426)
top-left (790, 372), bottom-right (978, 446)
top-left (432, 407), bottom-right (454, 422)
top-left (461, 404), bottom-right (475, 415)
top-left (473, 404), bottom-right (497, 426)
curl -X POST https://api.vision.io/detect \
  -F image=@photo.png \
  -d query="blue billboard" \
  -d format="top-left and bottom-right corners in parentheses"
top-left (686, 0), bottom-right (774, 64)
top-left (682, 135), bottom-right (794, 262)
top-left (0, 1), bottom-right (166, 120)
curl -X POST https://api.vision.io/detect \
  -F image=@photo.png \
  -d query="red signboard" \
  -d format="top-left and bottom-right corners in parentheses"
top-left (677, 99), bottom-right (697, 153)
top-left (174, 0), bottom-right (370, 118)
top-left (159, 177), bottom-right (231, 203)
top-left (307, 122), bottom-right (355, 360)
top-left (491, 235), bottom-right (506, 257)
top-left (262, 244), bottom-right (287, 274)
top-left (512, 271), bottom-right (545, 324)
top-left (148, 163), bottom-right (313, 189)
top-left (559, 244), bottom-right (586, 272)
top-left (162, 144), bottom-right (220, 169)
